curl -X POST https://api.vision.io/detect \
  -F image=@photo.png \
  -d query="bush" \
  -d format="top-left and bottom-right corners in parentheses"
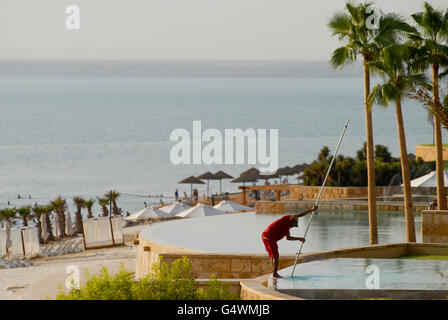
top-left (303, 143), bottom-right (434, 187)
top-left (55, 257), bottom-right (238, 300)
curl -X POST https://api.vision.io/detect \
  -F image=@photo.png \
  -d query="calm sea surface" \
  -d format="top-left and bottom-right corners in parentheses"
top-left (0, 75), bottom-right (443, 216)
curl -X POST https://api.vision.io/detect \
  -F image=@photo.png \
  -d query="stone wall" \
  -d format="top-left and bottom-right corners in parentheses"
top-left (135, 236), bottom-right (295, 279)
top-left (255, 199), bottom-right (429, 214)
top-left (421, 210), bottom-right (448, 243)
top-left (416, 145), bottom-right (448, 162)
top-left (289, 185), bottom-right (401, 200)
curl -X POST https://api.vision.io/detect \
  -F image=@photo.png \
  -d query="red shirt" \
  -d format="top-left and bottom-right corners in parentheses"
top-left (262, 215), bottom-right (292, 242)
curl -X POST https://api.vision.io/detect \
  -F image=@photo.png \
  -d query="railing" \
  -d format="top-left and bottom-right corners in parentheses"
top-left (239, 185), bottom-right (293, 205)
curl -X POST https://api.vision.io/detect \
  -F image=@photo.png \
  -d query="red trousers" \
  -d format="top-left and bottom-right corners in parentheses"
top-left (262, 234), bottom-right (279, 259)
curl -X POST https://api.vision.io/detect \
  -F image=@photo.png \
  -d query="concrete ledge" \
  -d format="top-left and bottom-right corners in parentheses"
top-left (277, 289), bottom-right (448, 300)
top-left (240, 280), bottom-right (303, 300)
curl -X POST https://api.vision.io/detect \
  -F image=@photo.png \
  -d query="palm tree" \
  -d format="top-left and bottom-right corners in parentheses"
top-left (369, 43), bottom-right (430, 242)
top-left (0, 208), bottom-right (16, 222)
top-left (97, 197), bottom-right (109, 217)
top-left (408, 2), bottom-right (448, 210)
top-left (328, 2), bottom-right (414, 245)
top-left (32, 205), bottom-right (43, 244)
top-left (15, 206), bottom-right (32, 227)
top-left (105, 190), bottom-right (120, 216)
top-left (51, 196), bottom-right (67, 238)
top-left (73, 196), bottom-right (86, 234)
top-left (84, 198), bottom-right (96, 219)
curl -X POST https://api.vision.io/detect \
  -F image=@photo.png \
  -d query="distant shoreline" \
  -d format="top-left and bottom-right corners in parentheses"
top-left (0, 60), bottom-right (363, 78)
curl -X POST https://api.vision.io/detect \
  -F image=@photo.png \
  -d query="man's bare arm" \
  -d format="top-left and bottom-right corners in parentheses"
top-left (292, 205), bottom-right (318, 219)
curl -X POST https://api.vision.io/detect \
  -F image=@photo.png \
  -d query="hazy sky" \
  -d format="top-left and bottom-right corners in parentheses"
top-left (1, 0), bottom-right (447, 61)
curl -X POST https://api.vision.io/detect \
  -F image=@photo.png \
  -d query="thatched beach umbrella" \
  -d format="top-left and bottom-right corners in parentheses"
top-left (179, 176), bottom-right (205, 198)
top-left (276, 166), bottom-right (296, 183)
top-left (258, 172), bottom-right (280, 182)
top-left (292, 163), bottom-right (309, 183)
top-left (231, 174), bottom-right (258, 186)
top-left (213, 171), bottom-right (234, 194)
top-left (240, 167), bottom-right (279, 182)
top-left (240, 167), bottom-right (260, 178)
top-left (197, 171), bottom-right (217, 198)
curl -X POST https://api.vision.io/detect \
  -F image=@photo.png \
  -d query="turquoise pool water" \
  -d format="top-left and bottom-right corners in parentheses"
top-left (271, 258), bottom-right (448, 290)
top-left (140, 210), bottom-right (422, 254)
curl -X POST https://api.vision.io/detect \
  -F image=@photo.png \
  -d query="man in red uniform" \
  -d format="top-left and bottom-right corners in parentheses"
top-left (262, 205), bottom-right (318, 278)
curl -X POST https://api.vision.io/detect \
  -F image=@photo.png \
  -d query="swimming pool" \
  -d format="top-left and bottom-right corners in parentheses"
top-left (140, 210), bottom-right (422, 254)
top-left (269, 257), bottom-right (448, 299)
top-left (272, 258), bottom-right (448, 290)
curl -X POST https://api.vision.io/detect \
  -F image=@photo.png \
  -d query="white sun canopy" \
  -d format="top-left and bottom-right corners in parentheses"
top-left (125, 207), bottom-right (170, 221)
top-left (213, 200), bottom-right (252, 213)
top-left (406, 170), bottom-right (448, 187)
top-left (175, 203), bottom-right (227, 218)
top-left (159, 202), bottom-right (191, 216)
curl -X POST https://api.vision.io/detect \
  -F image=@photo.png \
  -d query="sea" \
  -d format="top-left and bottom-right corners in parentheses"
top-left (0, 61), bottom-right (444, 217)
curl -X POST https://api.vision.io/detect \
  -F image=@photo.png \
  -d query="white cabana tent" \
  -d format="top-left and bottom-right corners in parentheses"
top-left (213, 200), bottom-right (252, 213)
top-left (406, 170), bottom-right (448, 187)
top-left (159, 203), bottom-right (191, 216)
top-left (175, 203), bottom-right (227, 218)
top-left (0, 226), bottom-right (40, 258)
top-left (124, 207), bottom-right (169, 222)
top-left (82, 216), bottom-right (123, 249)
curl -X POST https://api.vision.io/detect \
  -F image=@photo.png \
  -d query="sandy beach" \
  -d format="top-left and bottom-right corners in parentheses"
top-left (0, 243), bottom-right (137, 300)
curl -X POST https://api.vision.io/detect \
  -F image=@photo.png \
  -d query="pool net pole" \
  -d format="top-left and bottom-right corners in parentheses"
top-left (290, 119), bottom-right (349, 277)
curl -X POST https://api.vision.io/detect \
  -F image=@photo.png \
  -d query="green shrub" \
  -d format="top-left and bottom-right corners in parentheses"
top-left (304, 143), bottom-right (434, 187)
top-left (56, 257), bottom-right (238, 300)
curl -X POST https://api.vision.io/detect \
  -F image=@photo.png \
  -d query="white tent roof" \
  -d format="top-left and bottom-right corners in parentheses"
top-left (125, 207), bottom-right (169, 221)
top-left (407, 170), bottom-right (448, 187)
top-left (159, 202), bottom-right (191, 216)
top-left (175, 203), bottom-right (227, 218)
top-left (213, 200), bottom-right (252, 213)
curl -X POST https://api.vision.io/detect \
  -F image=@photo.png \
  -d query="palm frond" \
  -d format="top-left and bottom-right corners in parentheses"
top-left (330, 46), bottom-right (357, 68)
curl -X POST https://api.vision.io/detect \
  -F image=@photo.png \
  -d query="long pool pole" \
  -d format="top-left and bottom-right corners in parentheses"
top-left (290, 119), bottom-right (349, 277)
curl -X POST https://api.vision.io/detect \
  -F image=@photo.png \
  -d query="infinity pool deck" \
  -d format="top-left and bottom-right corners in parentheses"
top-left (135, 211), bottom-right (448, 300)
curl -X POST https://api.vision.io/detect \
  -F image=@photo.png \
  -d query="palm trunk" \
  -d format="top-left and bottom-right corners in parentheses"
top-left (395, 98), bottom-right (416, 242)
top-left (87, 207), bottom-right (93, 219)
top-left (46, 213), bottom-right (54, 241)
top-left (58, 211), bottom-right (67, 238)
top-left (22, 217), bottom-right (28, 227)
top-left (432, 63), bottom-right (447, 210)
top-left (36, 218), bottom-right (43, 244)
top-left (364, 60), bottom-right (378, 245)
top-left (113, 201), bottom-right (119, 216)
top-left (75, 209), bottom-right (83, 234)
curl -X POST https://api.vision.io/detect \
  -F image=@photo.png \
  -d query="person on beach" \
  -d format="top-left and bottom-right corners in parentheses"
top-left (193, 188), bottom-right (199, 203)
top-left (174, 189), bottom-right (179, 202)
top-left (262, 205), bottom-right (318, 278)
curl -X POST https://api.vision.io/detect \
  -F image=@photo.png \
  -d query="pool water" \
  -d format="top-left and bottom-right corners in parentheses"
top-left (271, 258), bottom-right (448, 290)
top-left (140, 210), bottom-right (421, 254)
